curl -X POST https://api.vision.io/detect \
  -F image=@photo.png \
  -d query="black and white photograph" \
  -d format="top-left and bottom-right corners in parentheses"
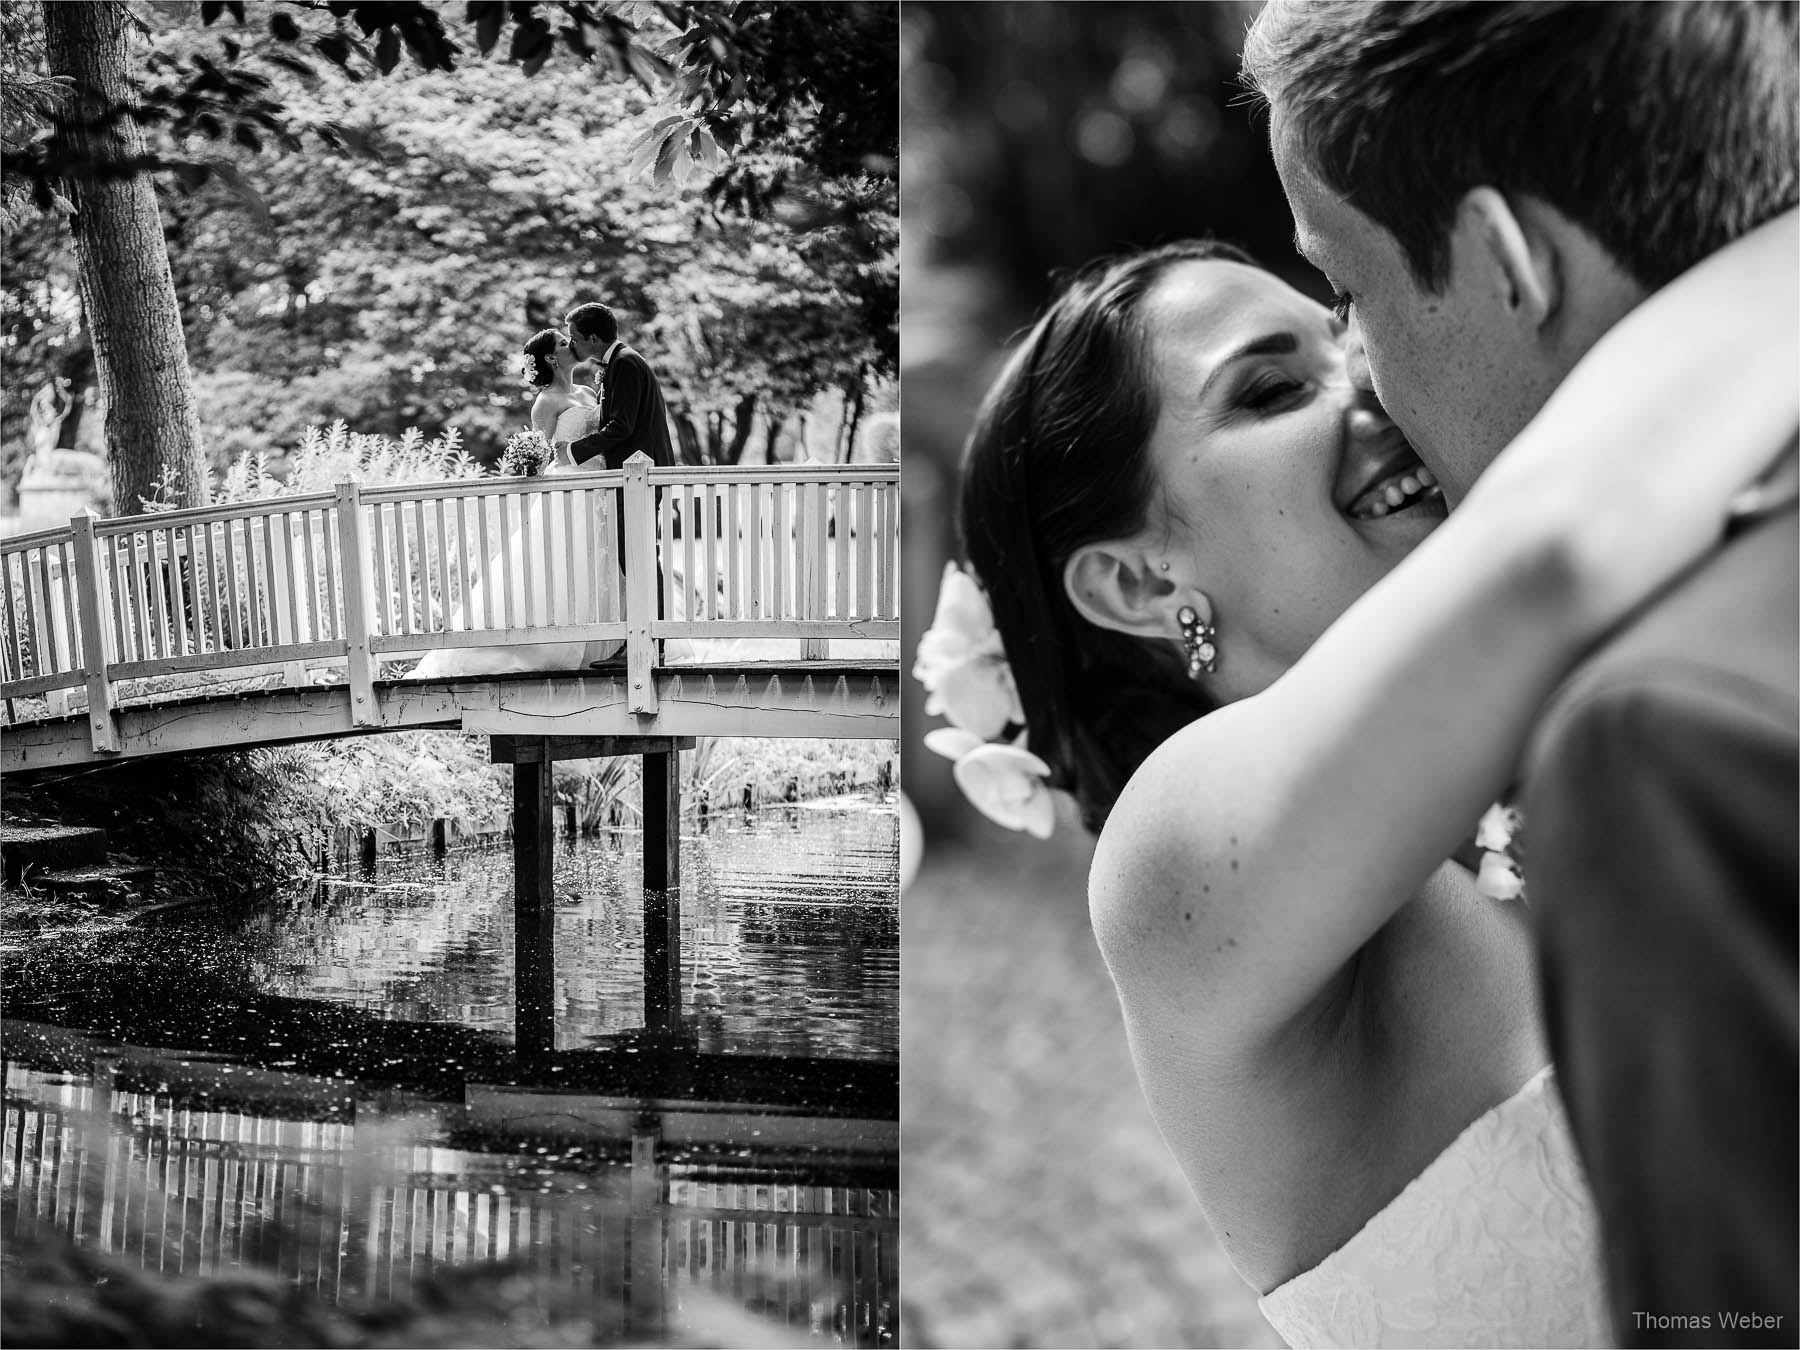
top-left (902, 2), bottom-right (1796, 1348)
top-left (2, 2), bottom-right (898, 1345)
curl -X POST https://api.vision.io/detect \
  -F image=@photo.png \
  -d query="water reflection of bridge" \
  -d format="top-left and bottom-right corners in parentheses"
top-left (4, 1038), bottom-right (896, 1344)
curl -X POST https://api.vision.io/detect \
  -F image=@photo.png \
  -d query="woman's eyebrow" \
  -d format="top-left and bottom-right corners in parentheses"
top-left (1198, 331), bottom-right (1301, 401)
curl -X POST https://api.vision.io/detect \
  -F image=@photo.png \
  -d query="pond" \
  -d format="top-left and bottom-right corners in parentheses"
top-left (2, 795), bottom-right (899, 1346)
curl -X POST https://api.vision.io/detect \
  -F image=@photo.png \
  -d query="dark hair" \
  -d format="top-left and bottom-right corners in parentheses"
top-left (565, 301), bottom-right (618, 345)
top-left (1242, 0), bottom-right (1799, 290)
top-left (958, 239), bottom-right (1254, 833)
top-left (521, 329), bottom-right (559, 388)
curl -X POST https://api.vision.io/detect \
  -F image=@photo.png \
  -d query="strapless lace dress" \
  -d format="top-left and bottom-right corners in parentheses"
top-left (1257, 1067), bottom-right (1613, 1348)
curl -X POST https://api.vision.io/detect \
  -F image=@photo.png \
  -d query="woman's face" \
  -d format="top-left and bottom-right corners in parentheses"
top-left (1138, 259), bottom-right (1446, 698)
top-left (550, 332), bottom-right (578, 374)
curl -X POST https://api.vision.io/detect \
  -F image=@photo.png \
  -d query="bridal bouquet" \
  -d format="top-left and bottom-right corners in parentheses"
top-left (913, 562), bottom-right (1056, 838)
top-left (499, 428), bottom-right (555, 477)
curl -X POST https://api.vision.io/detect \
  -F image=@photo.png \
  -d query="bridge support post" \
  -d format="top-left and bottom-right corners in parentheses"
top-left (334, 482), bottom-right (378, 726)
top-left (513, 736), bottom-right (557, 1056)
top-left (69, 514), bottom-right (119, 754)
top-left (642, 746), bottom-right (681, 1029)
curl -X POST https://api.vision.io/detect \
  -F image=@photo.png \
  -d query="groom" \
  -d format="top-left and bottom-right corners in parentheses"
top-left (1246, 2), bottom-right (1798, 1343)
top-left (564, 301), bottom-right (675, 654)
top-left (564, 301), bottom-right (675, 470)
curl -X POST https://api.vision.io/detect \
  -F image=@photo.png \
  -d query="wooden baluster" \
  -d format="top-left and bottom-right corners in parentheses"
top-left (2, 552), bottom-right (23, 682)
top-left (701, 481), bottom-right (718, 624)
top-left (321, 511), bottom-right (341, 643)
top-left (623, 454), bottom-right (659, 713)
top-left (433, 497), bottom-right (450, 634)
top-left (369, 502), bottom-right (392, 640)
top-left (70, 515), bottom-right (119, 753)
top-left (723, 481), bottom-right (741, 620)
top-left (56, 539), bottom-right (80, 674)
top-left (128, 532), bottom-right (153, 664)
top-left (495, 493), bottom-right (516, 631)
top-left (803, 481), bottom-right (828, 658)
top-left (834, 484), bottom-right (851, 622)
top-left (477, 491), bottom-right (496, 631)
top-left (539, 486), bottom-right (557, 629)
top-left (335, 483), bottom-right (377, 725)
top-left (855, 481), bottom-right (875, 622)
top-left (771, 481), bottom-right (789, 622)
top-left (563, 489), bottom-right (579, 625)
top-left (301, 509), bottom-right (322, 643)
top-left (20, 547), bottom-right (47, 677)
top-left (749, 483), bottom-right (765, 620)
top-left (681, 482), bottom-right (697, 626)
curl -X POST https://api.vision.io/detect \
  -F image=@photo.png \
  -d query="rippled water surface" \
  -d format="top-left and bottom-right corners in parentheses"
top-left (3, 795), bottom-right (899, 1345)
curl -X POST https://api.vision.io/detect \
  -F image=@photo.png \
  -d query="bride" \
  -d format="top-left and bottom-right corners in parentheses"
top-left (921, 212), bottom-right (1796, 1346)
top-left (410, 330), bottom-right (620, 679)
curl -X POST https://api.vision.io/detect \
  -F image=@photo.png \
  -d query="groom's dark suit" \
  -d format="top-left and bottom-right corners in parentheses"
top-left (1521, 500), bottom-right (1798, 1345)
top-left (568, 342), bottom-right (674, 470)
top-left (568, 342), bottom-right (675, 645)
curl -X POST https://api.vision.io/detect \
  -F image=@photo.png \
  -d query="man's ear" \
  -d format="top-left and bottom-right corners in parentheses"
top-left (1455, 186), bottom-right (1559, 330)
top-left (1063, 542), bottom-right (1193, 639)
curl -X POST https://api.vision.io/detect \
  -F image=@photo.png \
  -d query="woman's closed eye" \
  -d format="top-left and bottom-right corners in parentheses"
top-left (1240, 372), bottom-right (1309, 413)
top-left (1329, 289), bottom-right (1354, 323)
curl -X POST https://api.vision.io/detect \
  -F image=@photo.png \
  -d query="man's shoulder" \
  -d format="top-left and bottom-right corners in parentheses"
top-left (1528, 505), bottom-right (1799, 769)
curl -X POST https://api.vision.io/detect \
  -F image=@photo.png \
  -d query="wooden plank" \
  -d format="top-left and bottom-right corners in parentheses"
top-left (434, 497), bottom-right (451, 634)
top-left (622, 456), bottom-right (659, 712)
top-left (701, 481), bottom-right (717, 623)
top-left (370, 502), bottom-right (393, 638)
top-left (321, 511), bottom-right (341, 644)
top-left (106, 534), bottom-right (129, 664)
top-left (70, 516), bottom-right (119, 753)
top-left (301, 509), bottom-right (323, 642)
top-left (772, 482), bottom-right (788, 620)
top-left (19, 547), bottom-right (47, 676)
top-left (495, 494), bottom-right (516, 631)
top-left (540, 488), bottom-right (557, 628)
top-left (855, 482), bottom-right (875, 620)
top-left (835, 486), bottom-right (852, 621)
top-left (392, 504), bottom-right (413, 638)
top-left (562, 489), bottom-right (578, 625)
top-left (57, 540), bottom-right (80, 671)
top-left (1, 554), bottom-right (23, 681)
top-left (475, 492), bottom-right (494, 630)
top-left (748, 484), bottom-right (764, 619)
top-left (167, 528), bottom-right (191, 658)
top-left (452, 496), bottom-right (470, 630)
top-left (723, 482), bottom-right (740, 620)
top-left (335, 483), bottom-right (376, 723)
top-left (240, 519), bottom-right (263, 649)
top-left (260, 511), bottom-right (283, 645)
top-left (147, 530), bottom-right (176, 661)
top-left (681, 482), bottom-right (696, 624)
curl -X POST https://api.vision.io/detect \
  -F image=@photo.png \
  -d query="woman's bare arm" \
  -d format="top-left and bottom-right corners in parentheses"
top-left (1091, 209), bottom-right (1799, 1055)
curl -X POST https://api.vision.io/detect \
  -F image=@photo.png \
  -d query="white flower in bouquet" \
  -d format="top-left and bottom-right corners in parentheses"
top-left (499, 428), bottom-right (555, 478)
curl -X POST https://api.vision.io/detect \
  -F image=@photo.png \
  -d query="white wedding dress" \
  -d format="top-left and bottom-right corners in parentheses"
top-left (408, 453), bottom-right (620, 679)
top-left (1257, 1067), bottom-right (1613, 1349)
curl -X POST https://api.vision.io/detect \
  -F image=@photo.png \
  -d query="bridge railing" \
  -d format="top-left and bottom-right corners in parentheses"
top-left (1, 456), bottom-right (900, 751)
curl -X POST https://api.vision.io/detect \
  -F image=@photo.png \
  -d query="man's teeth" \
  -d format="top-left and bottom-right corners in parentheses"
top-left (1352, 464), bottom-right (1440, 519)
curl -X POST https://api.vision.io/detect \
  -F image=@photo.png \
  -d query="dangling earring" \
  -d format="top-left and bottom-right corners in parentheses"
top-left (1177, 605), bottom-right (1217, 679)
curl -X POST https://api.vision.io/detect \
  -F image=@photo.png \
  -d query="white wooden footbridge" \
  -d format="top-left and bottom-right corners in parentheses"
top-left (0, 455), bottom-right (900, 775)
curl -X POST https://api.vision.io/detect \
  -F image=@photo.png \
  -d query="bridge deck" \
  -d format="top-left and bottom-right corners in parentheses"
top-left (2, 660), bottom-right (897, 775)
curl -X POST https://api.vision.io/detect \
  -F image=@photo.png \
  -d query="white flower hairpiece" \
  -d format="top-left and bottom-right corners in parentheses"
top-left (914, 562), bottom-right (1055, 837)
top-left (1474, 800), bottom-right (1525, 902)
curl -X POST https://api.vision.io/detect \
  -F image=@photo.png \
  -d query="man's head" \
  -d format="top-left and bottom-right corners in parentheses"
top-left (1244, 0), bottom-right (1799, 502)
top-left (565, 302), bottom-right (619, 362)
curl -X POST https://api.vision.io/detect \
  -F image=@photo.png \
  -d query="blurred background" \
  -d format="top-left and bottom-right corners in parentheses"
top-left (899, 3), bottom-right (1324, 1345)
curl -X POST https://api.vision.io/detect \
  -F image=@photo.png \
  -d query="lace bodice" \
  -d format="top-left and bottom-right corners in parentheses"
top-left (1257, 1067), bottom-right (1613, 1348)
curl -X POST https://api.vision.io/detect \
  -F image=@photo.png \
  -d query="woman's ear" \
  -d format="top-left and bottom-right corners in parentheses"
top-left (1456, 186), bottom-right (1559, 330)
top-left (1064, 542), bottom-right (1190, 639)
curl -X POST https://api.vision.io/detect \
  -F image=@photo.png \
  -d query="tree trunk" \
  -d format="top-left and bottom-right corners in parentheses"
top-left (840, 372), bottom-right (866, 464)
top-left (672, 409), bottom-right (704, 466)
top-left (44, 0), bottom-right (207, 514)
top-left (724, 392), bottom-right (757, 466)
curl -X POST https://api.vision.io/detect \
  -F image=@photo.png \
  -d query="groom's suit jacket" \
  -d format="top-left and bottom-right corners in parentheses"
top-left (1521, 500), bottom-right (1798, 1344)
top-left (569, 342), bottom-right (675, 470)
